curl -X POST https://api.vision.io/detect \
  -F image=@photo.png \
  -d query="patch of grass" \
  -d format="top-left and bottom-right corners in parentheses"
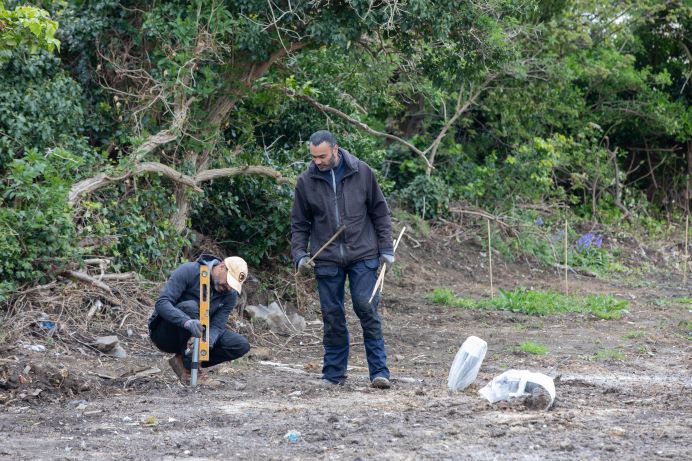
top-left (595, 348), bottom-right (625, 361)
top-left (622, 329), bottom-right (646, 340)
top-left (428, 288), bottom-right (476, 308)
top-left (655, 297), bottom-right (692, 309)
top-left (518, 341), bottom-right (549, 355)
top-left (429, 287), bottom-right (627, 318)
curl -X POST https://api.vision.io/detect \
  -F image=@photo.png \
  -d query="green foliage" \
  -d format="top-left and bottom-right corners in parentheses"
top-left (395, 175), bottom-right (451, 219)
top-left (0, 149), bottom-right (81, 300)
top-left (193, 176), bottom-right (294, 267)
top-left (0, 4), bottom-right (60, 59)
top-left (86, 178), bottom-right (191, 278)
top-left (518, 341), bottom-right (549, 355)
top-left (430, 286), bottom-right (627, 318)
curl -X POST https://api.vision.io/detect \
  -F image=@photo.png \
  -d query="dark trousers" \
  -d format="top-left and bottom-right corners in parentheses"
top-left (315, 258), bottom-right (389, 383)
top-left (149, 300), bottom-right (250, 369)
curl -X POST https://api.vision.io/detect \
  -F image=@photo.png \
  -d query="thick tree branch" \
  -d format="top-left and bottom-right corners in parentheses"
top-left (69, 162), bottom-right (292, 206)
top-left (196, 166), bottom-right (293, 185)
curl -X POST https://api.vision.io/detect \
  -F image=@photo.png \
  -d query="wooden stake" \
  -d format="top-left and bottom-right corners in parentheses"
top-left (487, 219), bottom-right (493, 298)
top-left (564, 219), bottom-right (568, 295)
top-left (684, 214), bottom-right (689, 284)
top-left (368, 226), bottom-right (406, 304)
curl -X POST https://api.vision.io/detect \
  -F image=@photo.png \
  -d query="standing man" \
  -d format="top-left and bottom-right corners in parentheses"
top-left (148, 254), bottom-right (250, 386)
top-left (291, 130), bottom-right (395, 389)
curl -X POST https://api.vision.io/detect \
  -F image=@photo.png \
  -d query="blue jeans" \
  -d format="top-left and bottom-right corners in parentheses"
top-left (315, 258), bottom-right (389, 383)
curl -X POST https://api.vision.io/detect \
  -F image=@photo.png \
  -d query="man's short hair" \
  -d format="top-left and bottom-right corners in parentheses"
top-left (309, 130), bottom-right (337, 148)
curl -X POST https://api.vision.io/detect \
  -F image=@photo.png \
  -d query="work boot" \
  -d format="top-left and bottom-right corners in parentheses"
top-left (168, 354), bottom-right (191, 384)
top-left (371, 376), bottom-right (391, 389)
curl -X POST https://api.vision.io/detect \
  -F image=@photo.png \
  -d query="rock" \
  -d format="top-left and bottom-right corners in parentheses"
top-left (247, 346), bottom-right (272, 361)
top-left (91, 336), bottom-right (127, 358)
top-left (246, 302), bottom-right (306, 334)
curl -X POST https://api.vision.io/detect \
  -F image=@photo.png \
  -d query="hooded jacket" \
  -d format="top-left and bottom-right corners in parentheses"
top-left (148, 253), bottom-right (237, 348)
top-left (291, 149), bottom-right (393, 267)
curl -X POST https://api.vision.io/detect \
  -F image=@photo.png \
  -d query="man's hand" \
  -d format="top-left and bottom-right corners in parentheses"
top-left (184, 319), bottom-right (203, 338)
top-left (379, 252), bottom-right (395, 267)
top-left (297, 256), bottom-right (315, 275)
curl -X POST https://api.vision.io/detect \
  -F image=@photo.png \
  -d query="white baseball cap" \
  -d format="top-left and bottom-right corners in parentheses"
top-left (224, 256), bottom-right (248, 293)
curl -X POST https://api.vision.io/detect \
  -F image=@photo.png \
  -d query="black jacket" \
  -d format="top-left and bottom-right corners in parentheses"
top-left (291, 149), bottom-right (393, 267)
top-left (148, 254), bottom-right (237, 347)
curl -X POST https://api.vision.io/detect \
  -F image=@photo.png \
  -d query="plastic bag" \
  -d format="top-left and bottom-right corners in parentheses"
top-left (478, 369), bottom-right (556, 409)
top-left (447, 336), bottom-right (487, 391)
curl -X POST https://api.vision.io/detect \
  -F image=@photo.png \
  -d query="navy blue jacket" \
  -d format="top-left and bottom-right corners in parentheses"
top-left (148, 254), bottom-right (237, 348)
top-left (291, 149), bottom-right (393, 267)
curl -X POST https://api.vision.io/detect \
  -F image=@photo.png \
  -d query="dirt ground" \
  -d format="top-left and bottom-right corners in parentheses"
top-left (1, 223), bottom-right (690, 460)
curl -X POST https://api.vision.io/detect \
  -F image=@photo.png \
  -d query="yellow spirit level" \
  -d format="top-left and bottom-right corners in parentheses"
top-left (199, 264), bottom-right (211, 361)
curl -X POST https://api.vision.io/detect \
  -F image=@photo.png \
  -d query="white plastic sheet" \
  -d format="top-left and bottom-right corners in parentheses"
top-left (478, 369), bottom-right (556, 409)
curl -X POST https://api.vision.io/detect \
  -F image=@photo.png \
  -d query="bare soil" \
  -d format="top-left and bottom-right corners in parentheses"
top-left (1, 224), bottom-right (690, 460)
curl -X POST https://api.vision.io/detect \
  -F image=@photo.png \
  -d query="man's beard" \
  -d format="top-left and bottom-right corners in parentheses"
top-left (212, 274), bottom-right (225, 292)
top-left (317, 152), bottom-right (338, 171)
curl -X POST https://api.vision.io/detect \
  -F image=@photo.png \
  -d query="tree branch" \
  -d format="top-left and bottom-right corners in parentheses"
top-left (69, 162), bottom-right (292, 206)
top-left (196, 165), bottom-right (293, 185)
top-left (286, 88), bottom-right (433, 171)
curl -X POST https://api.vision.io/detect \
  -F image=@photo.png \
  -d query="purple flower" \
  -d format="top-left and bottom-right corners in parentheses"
top-left (535, 217), bottom-right (544, 226)
top-left (576, 233), bottom-right (603, 252)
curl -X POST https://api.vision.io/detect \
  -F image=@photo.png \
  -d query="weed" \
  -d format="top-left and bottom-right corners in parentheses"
top-left (429, 286), bottom-right (627, 318)
top-left (595, 349), bottom-right (625, 361)
top-left (518, 341), bottom-right (549, 355)
top-left (623, 330), bottom-right (646, 340)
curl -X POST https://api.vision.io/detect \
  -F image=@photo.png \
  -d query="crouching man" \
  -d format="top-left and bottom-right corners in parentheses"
top-left (148, 254), bottom-right (250, 386)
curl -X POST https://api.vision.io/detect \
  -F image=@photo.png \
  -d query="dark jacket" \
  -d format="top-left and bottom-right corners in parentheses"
top-left (291, 149), bottom-right (393, 267)
top-left (148, 254), bottom-right (237, 347)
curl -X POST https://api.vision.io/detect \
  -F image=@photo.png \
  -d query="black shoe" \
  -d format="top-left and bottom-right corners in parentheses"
top-left (371, 376), bottom-right (391, 389)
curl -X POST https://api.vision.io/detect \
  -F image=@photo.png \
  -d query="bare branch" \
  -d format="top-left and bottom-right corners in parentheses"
top-left (69, 162), bottom-right (292, 206)
top-left (286, 88), bottom-right (433, 171)
top-left (69, 162), bottom-right (202, 206)
top-left (196, 165), bottom-right (294, 185)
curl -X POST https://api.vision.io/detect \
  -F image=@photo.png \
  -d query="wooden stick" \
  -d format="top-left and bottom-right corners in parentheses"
top-left (293, 225), bottom-right (345, 276)
top-left (564, 219), bottom-right (569, 295)
top-left (487, 219), bottom-right (493, 298)
top-left (684, 214), bottom-right (689, 284)
top-left (368, 226), bottom-right (406, 304)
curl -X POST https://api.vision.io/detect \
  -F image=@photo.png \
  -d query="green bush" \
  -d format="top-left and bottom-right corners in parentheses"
top-left (395, 174), bottom-right (451, 219)
top-left (0, 149), bottom-right (81, 299)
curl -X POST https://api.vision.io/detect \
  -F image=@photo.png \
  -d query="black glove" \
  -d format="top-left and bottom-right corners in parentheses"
top-left (297, 256), bottom-right (314, 274)
top-left (379, 252), bottom-right (395, 267)
top-left (183, 319), bottom-right (203, 338)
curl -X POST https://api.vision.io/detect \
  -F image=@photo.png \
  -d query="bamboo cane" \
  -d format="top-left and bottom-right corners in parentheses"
top-left (684, 214), bottom-right (689, 284)
top-left (487, 219), bottom-right (493, 298)
top-left (368, 226), bottom-right (406, 304)
top-left (564, 219), bottom-right (568, 295)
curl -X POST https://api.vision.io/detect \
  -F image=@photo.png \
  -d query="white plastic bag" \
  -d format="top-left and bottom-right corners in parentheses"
top-left (478, 369), bottom-right (556, 409)
top-left (447, 336), bottom-right (487, 391)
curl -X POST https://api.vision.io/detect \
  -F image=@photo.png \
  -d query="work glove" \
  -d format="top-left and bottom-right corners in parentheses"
top-left (183, 319), bottom-right (203, 338)
top-left (379, 252), bottom-right (395, 267)
top-left (297, 256), bottom-right (314, 275)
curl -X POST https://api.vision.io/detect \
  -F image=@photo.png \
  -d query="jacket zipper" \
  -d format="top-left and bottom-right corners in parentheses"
top-left (331, 169), bottom-right (345, 264)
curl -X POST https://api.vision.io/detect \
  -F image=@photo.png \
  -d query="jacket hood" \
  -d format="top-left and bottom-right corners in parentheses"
top-left (196, 253), bottom-right (222, 268)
